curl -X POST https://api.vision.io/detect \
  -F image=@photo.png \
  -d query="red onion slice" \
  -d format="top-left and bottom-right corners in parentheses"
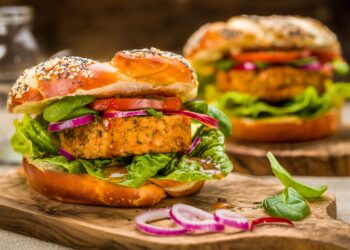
top-left (187, 136), bottom-right (201, 154)
top-left (59, 147), bottom-right (75, 161)
top-left (103, 110), bottom-right (148, 119)
top-left (234, 62), bottom-right (257, 71)
top-left (169, 203), bottom-right (224, 232)
top-left (213, 209), bottom-right (249, 231)
top-left (164, 110), bottom-right (218, 129)
top-left (250, 217), bottom-right (294, 231)
top-left (136, 209), bottom-right (189, 236)
top-left (48, 114), bottom-right (94, 132)
top-left (299, 61), bottom-right (322, 71)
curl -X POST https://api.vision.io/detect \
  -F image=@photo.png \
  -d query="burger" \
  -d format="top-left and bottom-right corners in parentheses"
top-left (184, 15), bottom-right (350, 142)
top-left (8, 48), bottom-right (233, 207)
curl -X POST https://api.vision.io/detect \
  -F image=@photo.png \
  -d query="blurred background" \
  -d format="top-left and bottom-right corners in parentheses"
top-left (0, 0), bottom-right (350, 163)
top-left (1, 0), bottom-right (350, 85)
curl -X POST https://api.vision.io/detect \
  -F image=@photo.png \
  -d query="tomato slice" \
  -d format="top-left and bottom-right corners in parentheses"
top-left (89, 97), bottom-right (182, 111)
top-left (232, 50), bottom-right (311, 63)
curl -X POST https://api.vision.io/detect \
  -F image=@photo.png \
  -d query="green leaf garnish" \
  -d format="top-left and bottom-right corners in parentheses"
top-left (263, 187), bottom-right (310, 221)
top-left (267, 152), bottom-right (327, 199)
top-left (146, 108), bottom-right (163, 118)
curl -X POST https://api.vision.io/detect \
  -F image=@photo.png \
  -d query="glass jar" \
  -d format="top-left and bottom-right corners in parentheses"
top-left (0, 6), bottom-right (42, 85)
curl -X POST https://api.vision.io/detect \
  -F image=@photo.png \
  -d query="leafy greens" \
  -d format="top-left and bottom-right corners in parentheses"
top-left (263, 152), bottom-right (327, 221)
top-left (43, 95), bottom-right (96, 122)
top-left (216, 84), bottom-right (350, 119)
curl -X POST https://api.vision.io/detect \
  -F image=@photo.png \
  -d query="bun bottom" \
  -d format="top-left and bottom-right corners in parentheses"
top-left (230, 109), bottom-right (340, 142)
top-left (23, 157), bottom-right (204, 207)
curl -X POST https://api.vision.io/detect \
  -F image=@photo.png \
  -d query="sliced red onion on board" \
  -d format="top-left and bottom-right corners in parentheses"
top-left (58, 147), bottom-right (75, 161)
top-left (164, 110), bottom-right (219, 129)
top-left (103, 110), bottom-right (148, 119)
top-left (234, 62), bottom-right (257, 71)
top-left (187, 136), bottom-right (201, 154)
top-left (250, 217), bottom-right (294, 231)
top-left (213, 209), bottom-right (249, 231)
top-left (299, 61), bottom-right (322, 71)
top-left (169, 203), bottom-right (224, 232)
top-left (136, 209), bottom-right (189, 236)
top-left (48, 114), bottom-right (94, 132)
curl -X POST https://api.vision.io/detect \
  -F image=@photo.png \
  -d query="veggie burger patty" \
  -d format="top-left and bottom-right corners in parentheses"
top-left (59, 115), bottom-right (191, 159)
top-left (217, 66), bottom-right (328, 102)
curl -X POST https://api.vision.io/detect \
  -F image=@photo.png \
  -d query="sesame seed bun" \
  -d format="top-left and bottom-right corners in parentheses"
top-left (8, 48), bottom-right (198, 114)
top-left (184, 15), bottom-right (341, 62)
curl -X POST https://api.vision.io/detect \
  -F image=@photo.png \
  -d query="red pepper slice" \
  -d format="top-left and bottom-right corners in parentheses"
top-left (250, 217), bottom-right (294, 231)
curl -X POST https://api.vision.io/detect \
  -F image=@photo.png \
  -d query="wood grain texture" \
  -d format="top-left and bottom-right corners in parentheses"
top-left (226, 125), bottom-right (350, 176)
top-left (0, 169), bottom-right (350, 249)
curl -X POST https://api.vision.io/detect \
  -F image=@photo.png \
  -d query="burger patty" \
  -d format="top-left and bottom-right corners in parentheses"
top-left (217, 66), bottom-right (328, 102)
top-left (58, 115), bottom-right (191, 159)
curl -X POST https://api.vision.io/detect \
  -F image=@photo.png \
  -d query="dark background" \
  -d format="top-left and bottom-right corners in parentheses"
top-left (1, 0), bottom-right (350, 67)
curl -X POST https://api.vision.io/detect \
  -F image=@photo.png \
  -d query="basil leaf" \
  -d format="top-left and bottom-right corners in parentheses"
top-left (146, 108), bottom-right (163, 118)
top-left (217, 60), bottom-right (234, 71)
top-left (255, 61), bottom-right (269, 69)
top-left (63, 107), bottom-right (97, 120)
top-left (267, 152), bottom-right (327, 199)
top-left (288, 57), bottom-right (317, 67)
top-left (332, 60), bottom-right (349, 76)
top-left (263, 187), bottom-right (310, 221)
top-left (43, 95), bottom-right (94, 122)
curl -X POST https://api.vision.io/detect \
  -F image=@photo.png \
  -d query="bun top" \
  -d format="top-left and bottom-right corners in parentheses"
top-left (184, 15), bottom-right (341, 62)
top-left (8, 48), bottom-right (198, 114)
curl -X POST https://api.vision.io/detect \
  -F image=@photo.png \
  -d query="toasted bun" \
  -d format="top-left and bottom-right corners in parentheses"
top-left (230, 109), bottom-right (340, 142)
top-left (8, 48), bottom-right (198, 114)
top-left (23, 157), bottom-right (204, 207)
top-left (148, 178), bottom-right (205, 198)
top-left (184, 15), bottom-right (340, 61)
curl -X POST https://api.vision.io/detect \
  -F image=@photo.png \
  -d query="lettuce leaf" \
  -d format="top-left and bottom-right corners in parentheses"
top-left (11, 115), bottom-right (58, 157)
top-left (217, 84), bottom-right (350, 119)
top-left (11, 105), bottom-right (232, 189)
top-left (118, 153), bottom-right (174, 188)
top-left (33, 156), bottom-right (83, 173)
top-left (33, 156), bottom-right (111, 178)
top-left (157, 156), bottom-right (213, 182)
top-left (190, 129), bottom-right (233, 176)
top-left (157, 129), bottom-right (233, 183)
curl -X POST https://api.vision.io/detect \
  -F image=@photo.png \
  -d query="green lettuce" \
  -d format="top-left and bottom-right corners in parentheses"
top-left (157, 129), bottom-right (233, 183)
top-left (157, 156), bottom-right (213, 182)
top-left (118, 154), bottom-right (174, 188)
top-left (217, 84), bottom-right (350, 119)
top-left (11, 115), bottom-right (58, 157)
top-left (11, 101), bottom-right (233, 189)
top-left (33, 156), bottom-right (111, 178)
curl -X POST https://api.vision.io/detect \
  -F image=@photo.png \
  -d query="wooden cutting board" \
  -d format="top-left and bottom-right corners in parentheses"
top-left (226, 125), bottom-right (350, 176)
top-left (0, 169), bottom-right (349, 250)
